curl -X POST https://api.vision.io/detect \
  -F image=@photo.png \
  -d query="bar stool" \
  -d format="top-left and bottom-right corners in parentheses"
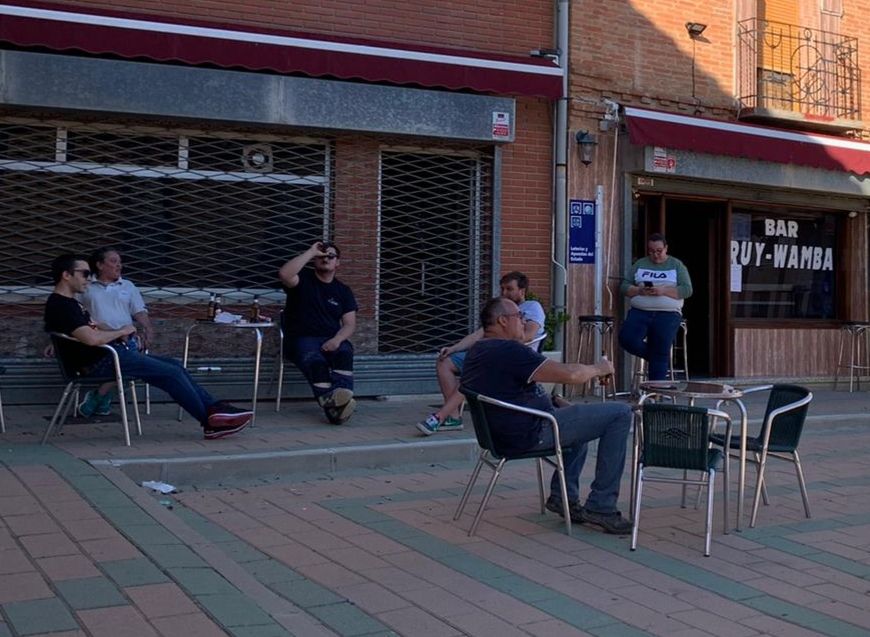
top-left (670, 319), bottom-right (689, 381)
top-left (834, 321), bottom-right (870, 392)
top-left (572, 315), bottom-right (614, 397)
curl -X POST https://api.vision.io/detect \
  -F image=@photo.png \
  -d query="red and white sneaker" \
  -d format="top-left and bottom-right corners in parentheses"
top-left (204, 403), bottom-right (253, 439)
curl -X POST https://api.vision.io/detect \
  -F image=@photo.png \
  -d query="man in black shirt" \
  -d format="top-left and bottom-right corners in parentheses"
top-left (44, 254), bottom-right (253, 439)
top-left (280, 241), bottom-right (358, 424)
top-left (461, 297), bottom-right (633, 534)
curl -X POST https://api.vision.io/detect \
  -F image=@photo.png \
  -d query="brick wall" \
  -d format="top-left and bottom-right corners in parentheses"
top-left (49, 0), bottom-right (553, 58)
top-left (499, 97), bottom-right (554, 306)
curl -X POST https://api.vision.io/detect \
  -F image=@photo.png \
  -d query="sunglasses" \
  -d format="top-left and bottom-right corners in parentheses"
top-left (72, 269), bottom-right (92, 278)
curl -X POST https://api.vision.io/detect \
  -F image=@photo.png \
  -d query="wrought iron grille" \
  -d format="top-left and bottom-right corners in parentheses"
top-left (737, 19), bottom-right (861, 121)
top-left (0, 117), bottom-right (494, 358)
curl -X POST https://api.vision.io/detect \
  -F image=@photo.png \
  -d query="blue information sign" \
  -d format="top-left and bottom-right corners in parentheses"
top-left (569, 199), bottom-right (596, 264)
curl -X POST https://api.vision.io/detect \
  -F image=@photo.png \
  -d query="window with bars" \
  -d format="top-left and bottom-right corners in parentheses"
top-left (0, 118), bottom-right (495, 359)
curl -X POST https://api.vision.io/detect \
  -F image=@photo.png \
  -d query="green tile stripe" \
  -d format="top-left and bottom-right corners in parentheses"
top-left (0, 445), bottom-right (291, 637)
top-left (323, 500), bottom-right (645, 636)
top-left (325, 487), bottom-right (870, 637)
top-left (169, 505), bottom-right (393, 637)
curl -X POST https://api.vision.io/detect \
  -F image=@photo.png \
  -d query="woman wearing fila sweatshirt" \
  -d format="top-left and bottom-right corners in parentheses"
top-left (618, 233), bottom-right (693, 381)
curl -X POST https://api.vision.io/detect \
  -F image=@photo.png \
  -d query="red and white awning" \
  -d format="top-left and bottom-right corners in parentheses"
top-left (0, 1), bottom-right (563, 99)
top-left (625, 107), bottom-right (870, 176)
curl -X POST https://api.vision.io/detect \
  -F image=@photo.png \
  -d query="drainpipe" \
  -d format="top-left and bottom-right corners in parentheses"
top-left (552, 0), bottom-right (569, 354)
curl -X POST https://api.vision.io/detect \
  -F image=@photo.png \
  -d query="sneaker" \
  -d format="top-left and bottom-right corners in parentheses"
top-left (77, 390), bottom-right (100, 417)
top-left (580, 509), bottom-right (633, 535)
top-left (440, 416), bottom-right (463, 431)
top-left (205, 402), bottom-right (253, 435)
top-left (203, 418), bottom-right (251, 440)
top-left (95, 392), bottom-right (113, 416)
top-left (416, 413), bottom-right (441, 436)
top-left (545, 495), bottom-right (585, 523)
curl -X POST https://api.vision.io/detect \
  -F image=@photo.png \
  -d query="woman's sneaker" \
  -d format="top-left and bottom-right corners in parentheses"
top-left (440, 416), bottom-right (463, 431)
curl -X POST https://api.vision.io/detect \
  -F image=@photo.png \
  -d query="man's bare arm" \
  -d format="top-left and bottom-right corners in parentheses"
top-left (279, 242), bottom-right (325, 288)
top-left (531, 358), bottom-right (613, 386)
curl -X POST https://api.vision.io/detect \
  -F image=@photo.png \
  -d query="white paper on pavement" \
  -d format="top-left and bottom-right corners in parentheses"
top-left (141, 480), bottom-right (177, 494)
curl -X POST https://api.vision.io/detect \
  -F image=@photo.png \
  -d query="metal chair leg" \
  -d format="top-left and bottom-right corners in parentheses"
top-left (454, 453), bottom-right (487, 521)
top-left (468, 458), bottom-right (507, 536)
top-left (792, 450), bottom-right (812, 519)
top-left (42, 381), bottom-right (76, 444)
top-left (705, 468), bottom-right (715, 557)
top-left (129, 381), bottom-right (142, 436)
top-left (114, 373), bottom-right (131, 448)
top-left (0, 385), bottom-right (5, 433)
top-left (630, 467), bottom-right (644, 551)
top-left (536, 458), bottom-right (546, 514)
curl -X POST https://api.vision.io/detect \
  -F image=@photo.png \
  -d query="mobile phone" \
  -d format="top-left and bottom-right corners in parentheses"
top-left (643, 281), bottom-right (653, 288)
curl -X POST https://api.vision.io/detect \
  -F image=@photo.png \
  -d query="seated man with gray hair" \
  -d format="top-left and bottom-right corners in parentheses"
top-left (460, 296), bottom-right (634, 534)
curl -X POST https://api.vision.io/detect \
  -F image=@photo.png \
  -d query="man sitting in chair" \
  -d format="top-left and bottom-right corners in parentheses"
top-left (416, 271), bottom-right (546, 436)
top-left (44, 254), bottom-right (253, 440)
top-left (460, 296), bottom-right (634, 534)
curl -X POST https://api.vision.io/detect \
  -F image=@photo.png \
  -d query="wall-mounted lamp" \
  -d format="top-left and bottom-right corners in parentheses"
top-left (685, 22), bottom-right (707, 39)
top-left (575, 130), bottom-right (598, 166)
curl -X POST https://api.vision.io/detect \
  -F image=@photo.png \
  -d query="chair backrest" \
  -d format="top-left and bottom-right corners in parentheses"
top-left (641, 403), bottom-right (714, 471)
top-left (49, 332), bottom-right (114, 383)
top-left (526, 332), bottom-right (548, 353)
top-left (761, 384), bottom-right (812, 451)
top-left (461, 389), bottom-right (502, 457)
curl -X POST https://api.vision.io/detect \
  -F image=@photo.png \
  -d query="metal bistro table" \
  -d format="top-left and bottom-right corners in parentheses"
top-left (178, 319), bottom-right (275, 427)
top-left (637, 381), bottom-right (750, 532)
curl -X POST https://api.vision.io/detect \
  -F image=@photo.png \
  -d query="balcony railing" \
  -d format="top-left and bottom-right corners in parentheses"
top-left (737, 19), bottom-right (861, 128)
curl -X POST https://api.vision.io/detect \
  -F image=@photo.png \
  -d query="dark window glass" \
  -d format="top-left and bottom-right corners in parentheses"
top-left (730, 210), bottom-right (838, 319)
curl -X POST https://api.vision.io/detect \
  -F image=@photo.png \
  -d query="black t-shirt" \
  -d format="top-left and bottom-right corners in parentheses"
top-left (282, 269), bottom-right (358, 338)
top-left (44, 293), bottom-right (108, 371)
top-left (460, 339), bottom-right (551, 455)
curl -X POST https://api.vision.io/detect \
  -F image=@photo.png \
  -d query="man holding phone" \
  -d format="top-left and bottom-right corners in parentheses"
top-left (618, 233), bottom-right (693, 381)
top-left (279, 241), bottom-right (358, 424)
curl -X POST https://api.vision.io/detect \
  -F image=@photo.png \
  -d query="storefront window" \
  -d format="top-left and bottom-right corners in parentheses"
top-left (730, 210), bottom-right (838, 319)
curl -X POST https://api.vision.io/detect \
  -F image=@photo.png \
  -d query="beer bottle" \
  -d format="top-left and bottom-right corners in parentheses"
top-left (206, 293), bottom-right (216, 320)
top-left (214, 295), bottom-right (223, 316)
top-left (249, 296), bottom-right (260, 323)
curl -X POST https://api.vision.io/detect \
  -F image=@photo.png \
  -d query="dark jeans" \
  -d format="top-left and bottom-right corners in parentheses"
top-left (89, 344), bottom-right (215, 425)
top-left (618, 308), bottom-right (682, 381)
top-left (285, 337), bottom-right (354, 400)
top-left (535, 401), bottom-right (633, 513)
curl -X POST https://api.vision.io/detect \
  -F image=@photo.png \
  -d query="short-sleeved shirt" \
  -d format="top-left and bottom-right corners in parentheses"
top-left (282, 269), bottom-right (358, 338)
top-left (460, 338), bottom-right (551, 455)
top-left (520, 299), bottom-right (546, 339)
top-left (80, 277), bottom-right (147, 329)
top-left (44, 293), bottom-right (108, 371)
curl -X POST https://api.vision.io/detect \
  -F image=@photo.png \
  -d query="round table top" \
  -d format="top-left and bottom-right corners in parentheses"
top-left (639, 381), bottom-right (744, 399)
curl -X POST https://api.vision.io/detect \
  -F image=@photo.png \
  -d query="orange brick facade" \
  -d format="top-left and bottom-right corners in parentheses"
top-left (567, 0), bottom-right (870, 379)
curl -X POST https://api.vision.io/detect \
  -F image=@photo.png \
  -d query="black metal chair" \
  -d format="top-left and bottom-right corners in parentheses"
top-left (710, 384), bottom-right (813, 528)
top-left (43, 333), bottom-right (141, 446)
top-left (454, 389), bottom-right (572, 536)
top-left (631, 403), bottom-right (730, 556)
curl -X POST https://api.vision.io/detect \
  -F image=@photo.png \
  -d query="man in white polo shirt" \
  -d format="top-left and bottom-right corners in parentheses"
top-left (79, 246), bottom-right (155, 416)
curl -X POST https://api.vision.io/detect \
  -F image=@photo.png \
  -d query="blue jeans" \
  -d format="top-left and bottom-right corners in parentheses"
top-left (618, 309), bottom-right (682, 381)
top-left (285, 337), bottom-right (354, 400)
top-left (89, 345), bottom-right (215, 425)
top-left (535, 401), bottom-right (632, 513)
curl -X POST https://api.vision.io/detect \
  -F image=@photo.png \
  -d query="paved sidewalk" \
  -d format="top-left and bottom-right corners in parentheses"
top-left (1, 389), bottom-right (868, 636)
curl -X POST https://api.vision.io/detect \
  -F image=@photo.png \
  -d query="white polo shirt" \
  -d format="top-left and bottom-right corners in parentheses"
top-left (80, 277), bottom-right (147, 329)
